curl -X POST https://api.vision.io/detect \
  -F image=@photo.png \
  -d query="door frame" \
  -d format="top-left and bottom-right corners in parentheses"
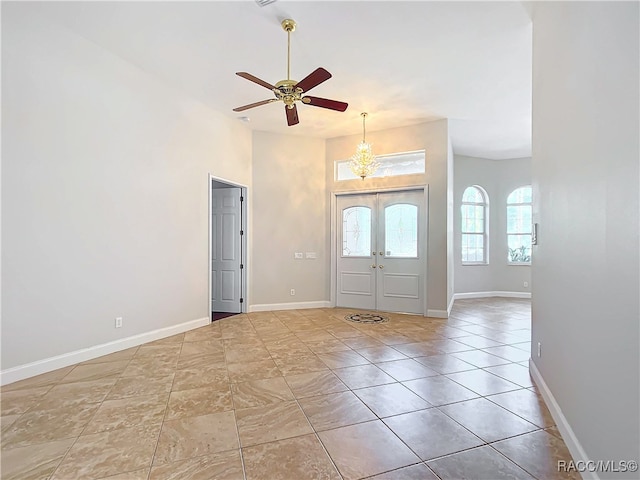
top-left (209, 174), bottom-right (248, 321)
top-left (330, 185), bottom-right (429, 315)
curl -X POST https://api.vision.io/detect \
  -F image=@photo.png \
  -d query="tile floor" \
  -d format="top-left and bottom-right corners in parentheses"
top-left (0, 298), bottom-right (579, 480)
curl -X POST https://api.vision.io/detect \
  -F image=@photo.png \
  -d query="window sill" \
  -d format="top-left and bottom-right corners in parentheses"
top-left (508, 262), bottom-right (531, 266)
top-left (462, 262), bottom-right (489, 266)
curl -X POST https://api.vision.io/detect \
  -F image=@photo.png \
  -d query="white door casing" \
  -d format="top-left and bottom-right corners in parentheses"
top-left (336, 190), bottom-right (426, 314)
top-left (212, 187), bottom-right (242, 313)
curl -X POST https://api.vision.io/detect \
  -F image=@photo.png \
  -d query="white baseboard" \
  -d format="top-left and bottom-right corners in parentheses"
top-left (453, 291), bottom-right (532, 300)
top-left (249, 301), bottom-right (331, 312)
top-left (426, 309), bottom-right (449, 318)
top-left (529, 359), bottom-right (597, 480)
top-left (0, 317), bottom-right (210, 387)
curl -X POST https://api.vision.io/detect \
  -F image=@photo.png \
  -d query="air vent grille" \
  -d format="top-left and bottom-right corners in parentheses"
top-left (255, 0), bottom-right (277, 7)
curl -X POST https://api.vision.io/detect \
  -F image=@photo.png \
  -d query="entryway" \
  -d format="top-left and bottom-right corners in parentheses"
top-left (210, 176), bottom-right (247, 321)
top-left (335, 189), bottom-right (426, 314)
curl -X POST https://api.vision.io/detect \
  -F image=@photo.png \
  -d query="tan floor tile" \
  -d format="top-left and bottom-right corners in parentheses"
top-left (317, 350), bottom-right (369, 369)
top-left (51, 424), bottom-right (160, 479)
top-left (96, 468), bottom-right (150, 479)
top-left (455, 335), bottom-right (504, 349)
top-left (451, 350), bottom-right (511, 368)
top-left (383, 408), bottom-right (483, 460)
top-left (1, 366), bottom-right (74, 392)
top-left (273, 354), bottom-right (329, 375)
top-left (135, 344), bottom-right (182, 358)
top-left (388, 342), bottom-right (440, 357)
top-left (403, 375), bottom-right (479, 406)
top-left (154, 411), bottom-right (239, 464)
top-left (59, 361), bottom-right (130, 384)
top-left (149, 449), bottom-right (243, 480)
top-left (177, 352), bottom-right (226, 370)
top-left (166, 385), bottom-right (233, 420)
top-left (482, 345), bottom-right (532, 362)
top-left (224, 346), bottom-right (272, 364)
top-left (414, 354), bottom-right (477, 374)
top-left (304, 339), bottom-right (351, 354)
top-left (439, 397), bottom-right (539, 442)
top-left (299, 391), bottom-right (376, 431)
top-left (284, 370), bottom-right (349, 399)
top-left (107, 374), bottom-right (175, 400)
top-left (333, 364), bottom-right (396, 389)
top-left (353, 383), bottom-right (431, 418)
top-left (235, 400), bottom-right (313, 447)
top-left (376, 358), bottom-right (439, 381)
top-left (122, 356), bottom-right (178, 378)
top-left (427, 445), bottom-right (534, 479)
top-left (2, 403), bottom-right (100, 448)
top-left (172, 365), bottom-right (228, 391)
top-left (368, 463), bottom-right (438, 480)
top-left (341, 336), bottom-right (385, 349)
top-left (446, 369), bottom-right (521, 396)
top-left (1, 386), bottom-right (51, 415)
top-left (483, 363), bottom-right (535, 388)
top-left (147, 333), bottom-right (185, 345)
top-left (0, 437), bottom-right (74, 480)
top-left (227, 359), bottom-right (281, 383)
top-left (356, 346), bottom-right (408, 363)
top-left (493, 430), bottom-right (581, 480)
top-left (1, 414), bottom-right (21, 432)
top-left (243, 434), bottom-right (341, 480)
top-left (487, 388), bottom-right (555, 427)
top-left (318, 420), bottom-right (420, 480)
top-left (34, 378), bottom-right (117, 410)
top-left (231, 377), bottom-right (294, 409)
top-left (84, 394), bottom-right (168, 434)
top-left (183, 326), bottom-right (222, 342)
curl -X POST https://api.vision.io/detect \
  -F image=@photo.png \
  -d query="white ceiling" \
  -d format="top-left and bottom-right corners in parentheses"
top-left (36, 1), bottom-right (533, 159)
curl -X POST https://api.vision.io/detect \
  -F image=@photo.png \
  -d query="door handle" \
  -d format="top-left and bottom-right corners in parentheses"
top-left (371, 264), bottom-right (377, 269)
top-left (372, 252), bottom-right (376, 255)
top-left (379, 251), bottom-right (384, 256)
top-left (379, 265), bottom-right (384, 269)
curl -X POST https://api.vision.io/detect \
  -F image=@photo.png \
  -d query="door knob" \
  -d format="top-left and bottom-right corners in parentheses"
top-left (379, 265), bottom-right (384, 269)
top-left (372, 252), bottom-right (376, 255)
top-left (371, 264), bottom-right (376, 268)
top-left (379, 251), bottom-right (384, 256)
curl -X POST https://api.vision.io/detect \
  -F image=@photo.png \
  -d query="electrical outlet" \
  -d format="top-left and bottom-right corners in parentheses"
top-left (115, 317), bottom-right (123, 328)
top-left (290, 289), bottom-right (295, 296)
top-left (537, 342), bottom-right (542, 357)
top-left (524, 281), bottom-right (529, 287)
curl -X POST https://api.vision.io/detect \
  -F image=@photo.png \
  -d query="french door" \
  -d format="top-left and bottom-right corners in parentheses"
top-left (336, 190), bottom-right (426, 314)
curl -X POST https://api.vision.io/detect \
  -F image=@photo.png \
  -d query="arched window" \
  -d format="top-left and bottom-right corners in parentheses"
top-left (507, 186), bottom-right (532, 264)
top-left (461, 186), bottom-right (488, 264)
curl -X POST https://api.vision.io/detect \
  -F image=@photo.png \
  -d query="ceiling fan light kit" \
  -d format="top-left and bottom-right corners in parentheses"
top-left (233, 18), bottom-right (348, 126)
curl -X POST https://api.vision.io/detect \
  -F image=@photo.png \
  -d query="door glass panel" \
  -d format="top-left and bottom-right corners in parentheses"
top-left (342, 206), bottom-right (371, 257)
top-left (384, 204), bottom-right (418, 258)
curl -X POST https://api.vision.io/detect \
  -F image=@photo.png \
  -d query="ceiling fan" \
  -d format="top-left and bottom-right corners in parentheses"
top-left (233, 19), bottom-right (348, 126)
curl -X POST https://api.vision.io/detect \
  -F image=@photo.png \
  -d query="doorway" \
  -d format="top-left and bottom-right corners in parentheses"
top-left (210, 176), bottom-right (247, 321)
top-left (336, 189), bottom-right (426, 314)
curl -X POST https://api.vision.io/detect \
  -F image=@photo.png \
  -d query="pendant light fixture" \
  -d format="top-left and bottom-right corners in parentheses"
top-left (349, 112), bottom-right (379, 180)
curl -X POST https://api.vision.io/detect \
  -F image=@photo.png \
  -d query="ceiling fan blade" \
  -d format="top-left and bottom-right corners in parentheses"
top-left (236, 72), bottom-right (276, 90)
top-left (233, 99), bottom-right (278, 112)
top-left (285, 104), bottom-right (299, 126)
top-left (301, 96), bottom-right (348, 112)
top-left (295, 67), bottom-right (332, 93)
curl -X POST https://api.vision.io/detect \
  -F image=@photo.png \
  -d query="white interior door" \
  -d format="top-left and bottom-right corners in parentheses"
top-left (336, 190), bottom-right (425, 314)
top-left (212, 187), bottom-right (242, 313)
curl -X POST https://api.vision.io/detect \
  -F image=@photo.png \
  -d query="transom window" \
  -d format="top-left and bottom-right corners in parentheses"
top-left (507, 186), bottom-right (532, 264)
top-left (461, 186), bottom-right (488, 264)
top-left (335, 150), bottom-right (425, 181)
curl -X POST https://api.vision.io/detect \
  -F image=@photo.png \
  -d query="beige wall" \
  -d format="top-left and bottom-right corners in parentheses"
top-left (1, 6), bottom-right (252, 370)
top-left (531, 1), bottom-right (639, 472)
top-left (250, 131), bottom-right (327, 308)
top-left (326, 119), bottom-right (453, 315)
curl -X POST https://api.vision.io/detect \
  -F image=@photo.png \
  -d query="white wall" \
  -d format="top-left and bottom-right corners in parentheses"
top-left (531, 2), bottom-right (639, 475)
top-left (326, 119), bottom-right (453, 316)
top-left (250, 131), bottom-right (328, 308)
top-left (454, 155), bottom-right (531, 294)
top-left (1, 6), bottom-right (252, 372)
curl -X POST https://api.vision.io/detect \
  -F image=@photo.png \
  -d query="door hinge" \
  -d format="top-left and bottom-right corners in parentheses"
top-left (240, 298), bottom-right (244, 303)
top-left (240, 195), bottom-right (244, 202)
top-left (240, 264), bottom-right (244, 269)
top-left (240, 230), bottom-right (244, 236)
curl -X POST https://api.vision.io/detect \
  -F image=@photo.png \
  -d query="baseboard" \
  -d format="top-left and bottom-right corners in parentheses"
top-left (529, 359), bottom-right (597, 480)
top-left (426, 309), bottom-right (449, 318)
top-left (453, 291), bottom-right (532, 300)
top-left (0, 317), bottom-right (210, 387)
top-left (249, 301), bottom-right (331, 312)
